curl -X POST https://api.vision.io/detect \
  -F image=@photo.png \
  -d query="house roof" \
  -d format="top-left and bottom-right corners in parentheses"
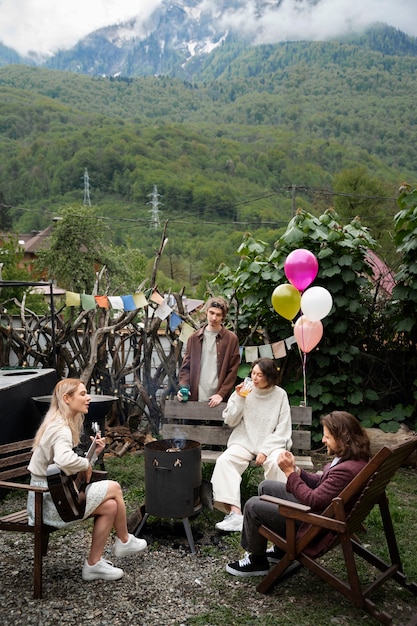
top-left (22, 226), bottom-right (54, 254)
top-left (366, 250), bottom-right (396, 296)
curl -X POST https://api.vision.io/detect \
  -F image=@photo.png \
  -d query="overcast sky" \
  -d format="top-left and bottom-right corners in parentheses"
top-left (0, 0), bottom-right (416, 57)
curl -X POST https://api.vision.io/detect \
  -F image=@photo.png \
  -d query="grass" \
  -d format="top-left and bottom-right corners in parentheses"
top-left (106, 453), bottom-right (417, 626)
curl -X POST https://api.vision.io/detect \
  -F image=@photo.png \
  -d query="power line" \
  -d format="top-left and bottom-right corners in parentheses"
top-left (147, 184), bottom-right (163, 229)
top-left (11, 184), bottom-right (400, 233)
top-left (83, 168), bottom-right (91, 207)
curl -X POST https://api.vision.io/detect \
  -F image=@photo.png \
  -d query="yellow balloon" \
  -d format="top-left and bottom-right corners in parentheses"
top-left (271, 284), bottom-right (301, 321)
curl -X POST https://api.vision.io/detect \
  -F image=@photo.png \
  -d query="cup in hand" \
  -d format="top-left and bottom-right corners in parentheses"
top-left (179, 387), bottom-right (190, 402)
top-left (239, 377), bottom-right (254, 397)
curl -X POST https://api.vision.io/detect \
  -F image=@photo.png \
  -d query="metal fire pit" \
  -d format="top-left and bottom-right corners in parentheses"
top-left (135, 438), bottom-right (202, 553)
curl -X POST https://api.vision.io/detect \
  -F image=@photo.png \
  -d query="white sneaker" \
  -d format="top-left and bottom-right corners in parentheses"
top-left (82, 558), bottom-right (124, 581)
top-left (215, 512), bottom-right (243, 532)
top-left (114, 533), bottom-right (147, 558)
top-left (266, 546), bottom-right (283, 564)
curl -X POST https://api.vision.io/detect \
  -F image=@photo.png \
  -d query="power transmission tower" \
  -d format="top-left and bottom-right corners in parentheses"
top-left (83, 168), bottom-right (91, 207)
top-left (148, 184), bottom-right (163, 229)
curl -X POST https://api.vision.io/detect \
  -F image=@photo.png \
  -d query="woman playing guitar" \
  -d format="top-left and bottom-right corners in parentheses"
top-left (27, 378), bottom-right (147, 582)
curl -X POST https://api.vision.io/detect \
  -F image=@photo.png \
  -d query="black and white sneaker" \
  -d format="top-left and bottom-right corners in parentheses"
top-left (226, 552), bottom-right (270, 577)
top-left (266, 546), bottom-right (284, 564)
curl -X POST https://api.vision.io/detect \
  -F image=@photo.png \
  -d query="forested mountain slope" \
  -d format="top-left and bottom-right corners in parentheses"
top-left (0, 26), bottom-right (415, 291)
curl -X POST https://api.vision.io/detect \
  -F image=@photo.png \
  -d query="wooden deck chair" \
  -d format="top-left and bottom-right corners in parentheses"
top-left (256, 437), bottom-right (417, 625)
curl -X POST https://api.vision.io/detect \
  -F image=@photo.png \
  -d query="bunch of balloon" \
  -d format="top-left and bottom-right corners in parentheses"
top-left (271, 249), bottom-right (333, 406)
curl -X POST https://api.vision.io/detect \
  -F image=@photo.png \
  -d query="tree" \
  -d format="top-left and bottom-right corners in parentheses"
top-left (332, 165), bottom-right (398, 265)
top-left (211, 208), bottom-right (384, 434)
top-left (391, 185), bottom-right (417, 345)
top-left (35, 206), bottom-right (109, 293)
top-left (0, 235), bottom-right (47, 313)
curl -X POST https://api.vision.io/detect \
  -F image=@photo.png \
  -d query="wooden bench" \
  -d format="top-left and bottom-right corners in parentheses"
top-left (0, 438), bottom-right (57, 599)
top-left (161, 400), bottom-right (313, 469)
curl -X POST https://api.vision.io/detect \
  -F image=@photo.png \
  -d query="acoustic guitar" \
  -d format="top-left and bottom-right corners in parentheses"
top-left (47, 421), bottom-right (107, 522)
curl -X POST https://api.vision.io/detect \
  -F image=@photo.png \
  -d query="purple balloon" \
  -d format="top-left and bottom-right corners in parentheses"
top-left (284, 249), bottom-right (318, 292)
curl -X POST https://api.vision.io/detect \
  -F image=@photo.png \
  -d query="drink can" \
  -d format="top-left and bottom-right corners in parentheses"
top-left (179, 387), bottom-right (190, 402)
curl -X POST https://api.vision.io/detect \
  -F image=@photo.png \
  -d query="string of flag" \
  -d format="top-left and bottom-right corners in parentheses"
top-left (65, 288), bottom-right (296, 362)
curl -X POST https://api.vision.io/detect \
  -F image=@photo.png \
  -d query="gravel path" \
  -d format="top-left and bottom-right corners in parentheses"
top-left (0, 512), bottom-right (292, 626)
top-left (2, 479), bottom-right (417, 625)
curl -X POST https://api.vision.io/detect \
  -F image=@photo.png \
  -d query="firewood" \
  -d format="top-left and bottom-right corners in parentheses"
top-left (365, 425), bottom-right (417, 466)
top-left (115, 440), bottom-right (132, 457)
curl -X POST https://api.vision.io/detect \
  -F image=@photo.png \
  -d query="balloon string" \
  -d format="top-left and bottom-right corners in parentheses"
top-left (300, 321), bottom-right (307, 406)
top-left (302, 352), bottom-right (307, 406)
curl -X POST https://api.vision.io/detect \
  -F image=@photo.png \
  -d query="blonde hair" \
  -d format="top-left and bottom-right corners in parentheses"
top-left (33, 378), bottom-right (85, 449)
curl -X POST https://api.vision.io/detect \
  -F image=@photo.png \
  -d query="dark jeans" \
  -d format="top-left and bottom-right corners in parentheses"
top-left (241, 479), bottom-right (300, 555)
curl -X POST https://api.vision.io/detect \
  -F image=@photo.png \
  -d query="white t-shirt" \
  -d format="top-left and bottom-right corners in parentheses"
top-left (198, 329), bottom-right (218, 401)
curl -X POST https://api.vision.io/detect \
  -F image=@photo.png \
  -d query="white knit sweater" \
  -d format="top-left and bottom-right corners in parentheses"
top-left (222, 385), bottom-right (292, 456)
top-left (28, 418), bottom-right (90, 478)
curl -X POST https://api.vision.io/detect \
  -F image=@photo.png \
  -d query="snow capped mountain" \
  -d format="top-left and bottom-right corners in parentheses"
top-left (1, 0), bottom-right (416, 79)
top-left (43, 0), bottom-right (236, 77)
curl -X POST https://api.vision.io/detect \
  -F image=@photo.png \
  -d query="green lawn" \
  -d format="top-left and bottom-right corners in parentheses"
top-left (106, 453), bottom-right (417, 626)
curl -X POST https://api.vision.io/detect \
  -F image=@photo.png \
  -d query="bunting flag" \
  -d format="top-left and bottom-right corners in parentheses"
top-left (244, 346), bottom-right (259, 362)
top-left (66, 290), bottom-right (81, 307)
top-left (150, 289), bottom-right (164, 305)
top-left (155, 301), bottom-right (172, 320)
top-left (121, 295), bottom-right (136, 311)
top-left (179, 322), bottom-right (195, 343)
top-left (62, 288), bottom-right (295, 363)
top-left (258, 344), bottom-right (274, 359)
top-left (285, 335), bottom-right (297, 349)
top-left (237, 339), bottom-right (292, 363)
top-left (133, 292), bottom-right (148, 308)
top-left (81, 294), bottom-right (96, 311)
top-left (65, 289), bottom-right (148, 312)
top-left (271, 340), bottom-right (286, 359)
top-left (169, 312), bottom-right (182, 331)
top-left (107, 296), bottom-right (124, 310)
top-left (95, 295), bottom-right (109, 309)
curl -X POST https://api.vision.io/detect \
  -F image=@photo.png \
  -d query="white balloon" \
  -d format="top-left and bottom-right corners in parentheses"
top-left (301, 286), bottom-right (333, 321)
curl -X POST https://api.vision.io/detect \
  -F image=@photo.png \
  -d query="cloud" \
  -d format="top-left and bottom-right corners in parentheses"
top-left (0, 0), bottom-right (415, 58)
top-left (0, 0), bottom-right (164, 56)
top-left (218, 0), bottom-right (417, 43)
top-left (218, 0), bottom-right (417, 42)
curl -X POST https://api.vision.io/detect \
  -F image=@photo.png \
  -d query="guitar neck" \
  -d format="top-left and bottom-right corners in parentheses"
top-left (85, 437), bottom-right (99, 467)
top-left (84, 421), bottom-right (101, 468)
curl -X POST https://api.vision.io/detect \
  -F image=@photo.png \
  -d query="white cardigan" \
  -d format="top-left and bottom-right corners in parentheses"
top-left (28, 418), bottom-right (90, 477)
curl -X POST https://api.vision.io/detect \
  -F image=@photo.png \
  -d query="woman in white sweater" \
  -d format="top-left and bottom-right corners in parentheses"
top-left (27, 378), bottom-right (147, 582)
top-left (211, 358), bottom-right (292, 532)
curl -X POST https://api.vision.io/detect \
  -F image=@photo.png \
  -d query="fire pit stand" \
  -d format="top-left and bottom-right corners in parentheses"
top-left (135, 512), bottom-right (198, 554)
top-left (135, 438), bottom-right (202, 554)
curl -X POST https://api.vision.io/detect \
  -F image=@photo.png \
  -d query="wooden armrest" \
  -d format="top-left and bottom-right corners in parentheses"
top-left (260, 494), bottom-right (346, 533)
top-left (0, 480), bottom-right (49, 493)
top-left (260, 494), bottom-right (311, 513)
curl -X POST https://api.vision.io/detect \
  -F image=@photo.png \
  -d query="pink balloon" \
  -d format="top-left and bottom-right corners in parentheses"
top-left (284, 249), bottom-right (318, 292)
top-left (294, 316), bottom-right (323, 353)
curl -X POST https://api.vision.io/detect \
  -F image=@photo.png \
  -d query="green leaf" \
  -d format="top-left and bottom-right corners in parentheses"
top-left (347, 390), bottom-right (363, 404)
top-left (381, 421), bottom-right (404, 433)
top-left (364, 389), bottom-right (379, 401)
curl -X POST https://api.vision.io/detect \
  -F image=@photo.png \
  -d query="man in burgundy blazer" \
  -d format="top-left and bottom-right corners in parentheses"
top-left (225, 410), bottom-right (371, 577)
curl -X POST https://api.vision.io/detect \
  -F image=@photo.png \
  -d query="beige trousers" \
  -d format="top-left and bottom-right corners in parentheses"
top-left (211, 443), bottom-right (287, 513)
